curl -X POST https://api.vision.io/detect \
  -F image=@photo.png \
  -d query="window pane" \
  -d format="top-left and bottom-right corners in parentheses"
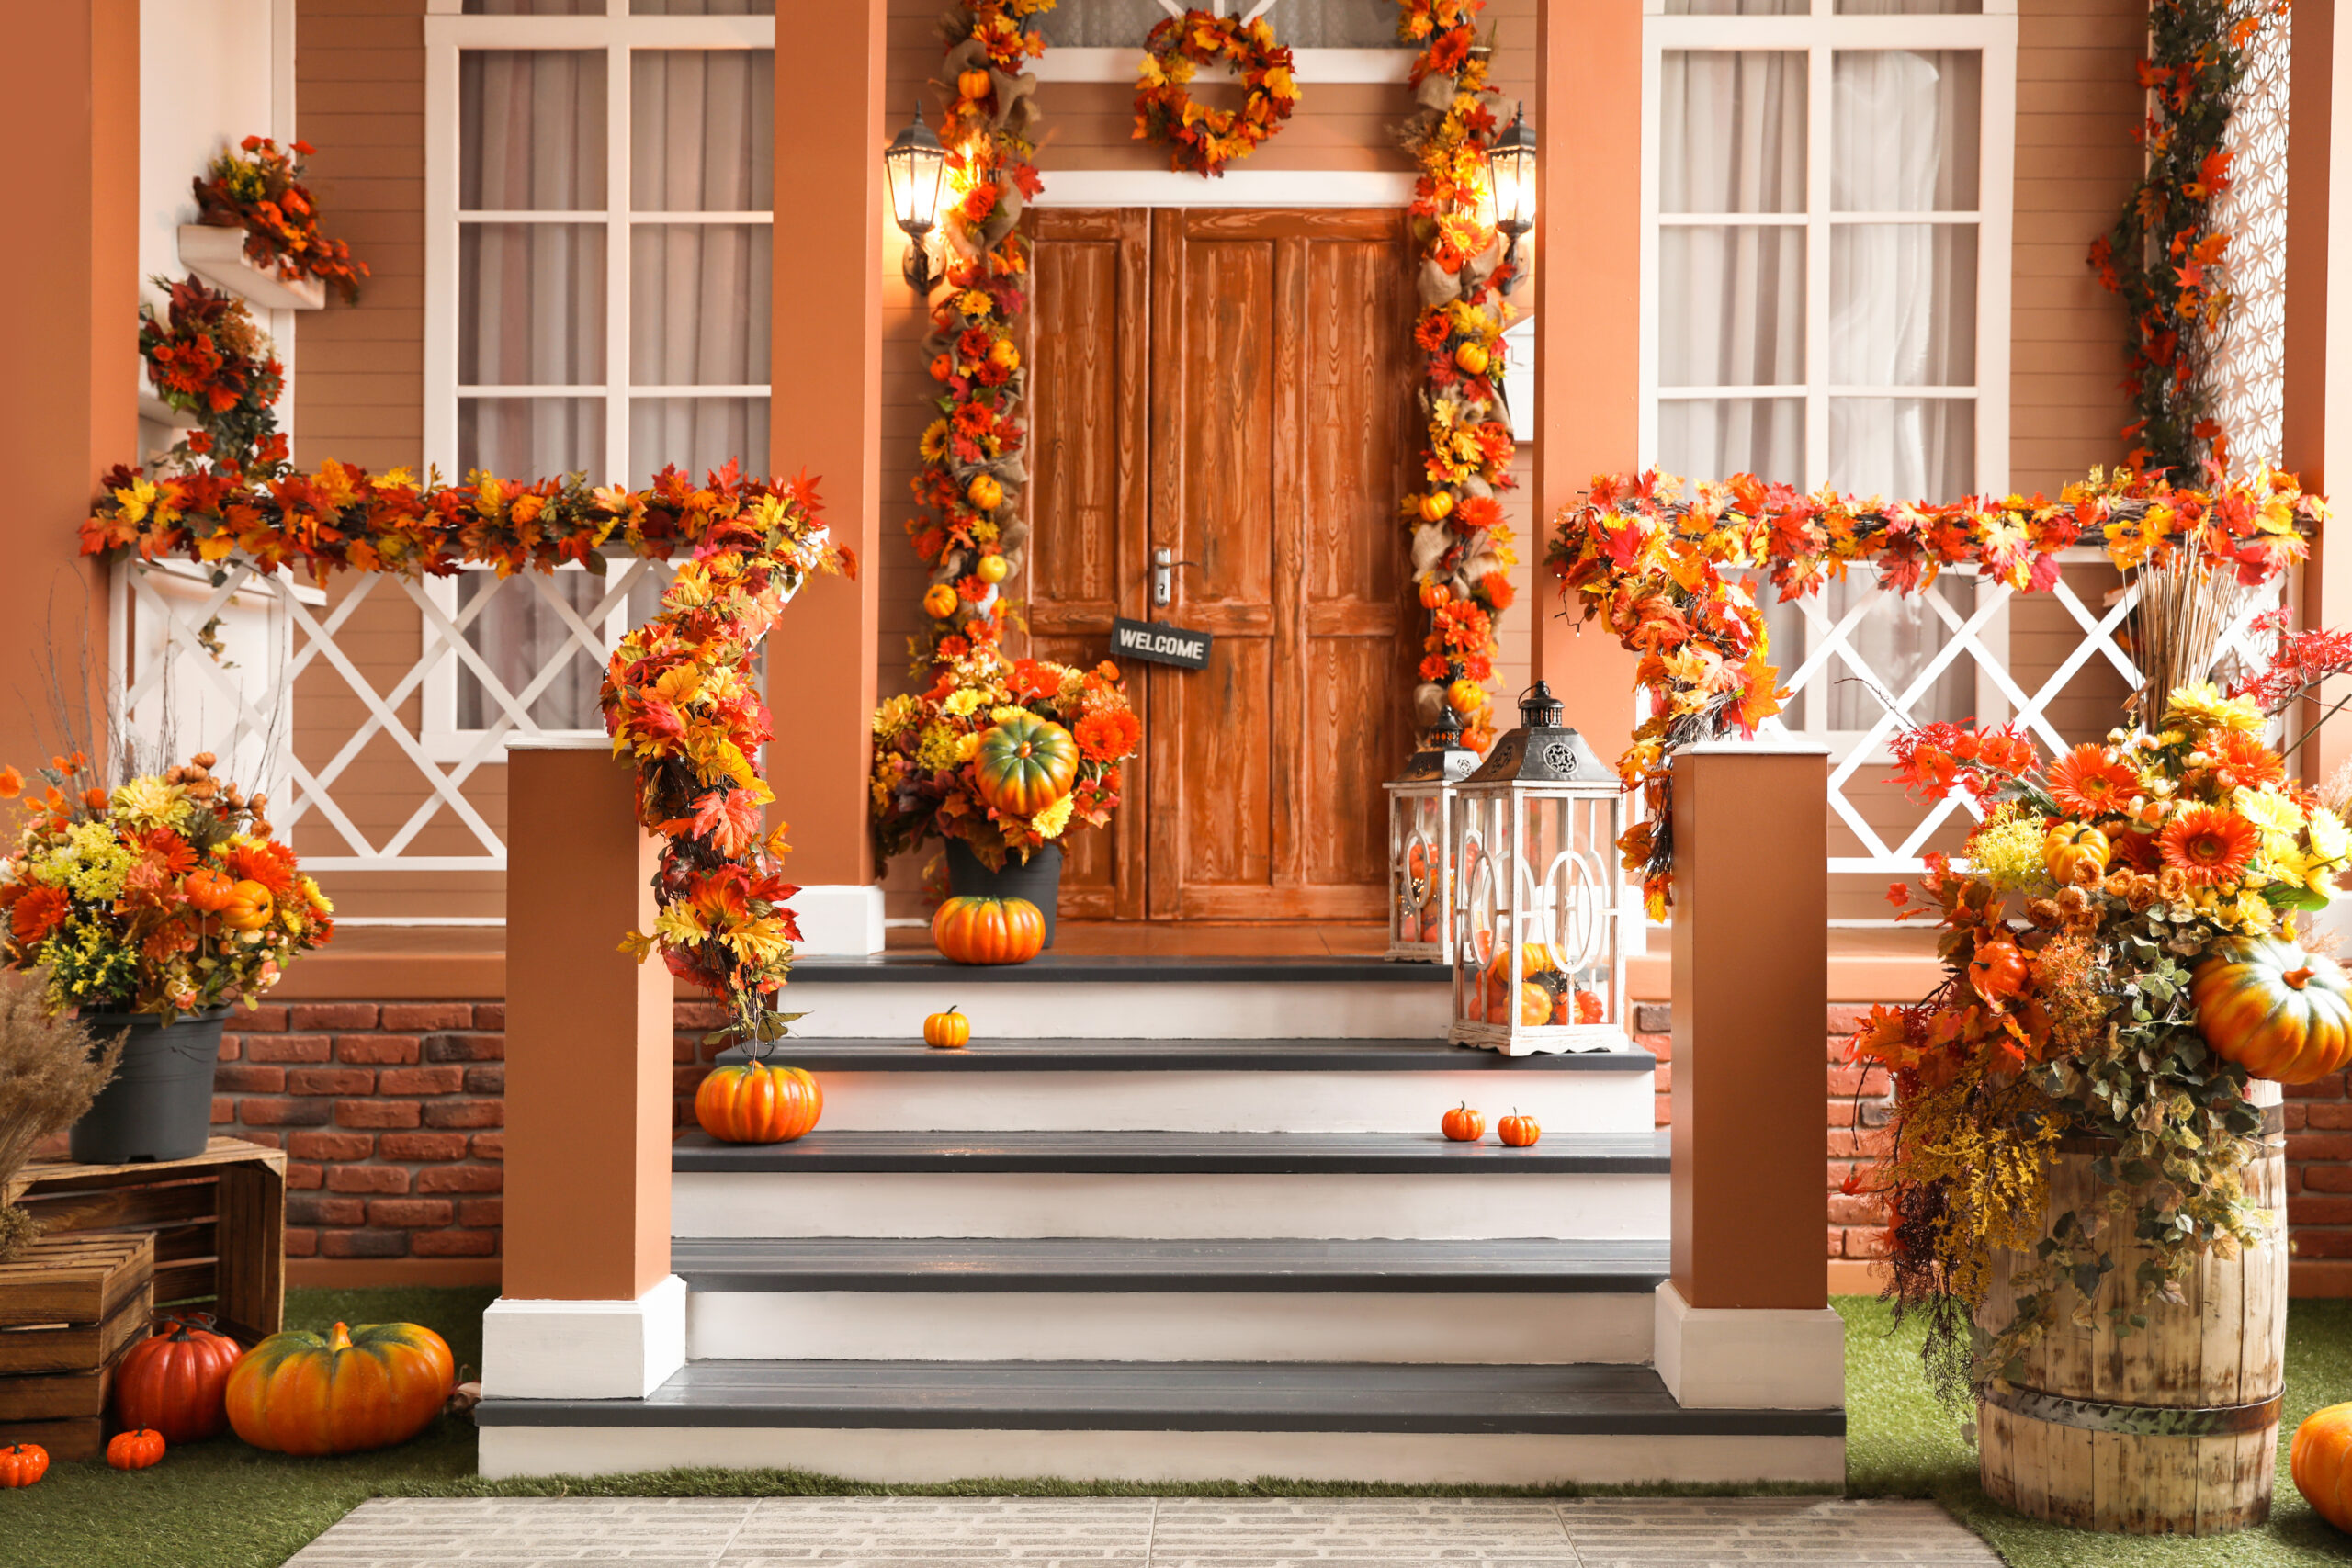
top-left (460, 51), bottom-right (607, 210)
top-left (1659, 227), bottom-right (1804, 387)
top-left (630, 225), bottom-right (772, 385)
top-left (1831, 224), bottom-right (1975, 386)
top-left (634, 0), bottom-right (774, 12)
top-left (1665, 0), bottom-right (1805, 12)
top-left (1818, 572), bottom-right (1974, 728)
top-left (1041, 0), bottom-right (1405, 46)
top-left (455, 571), bottom-right (609, 732)
top-left (459, 397), bottom-right (605, 478)
top-left (1832, 51), bottom-right (1981, 210)
top-left (632, 51), bottom-right (775, 211)
top-left (466, 0), bottom-right (596, 11)
top-left (460, 225), bottom-right (606, 386)
top-left (1838, 0), bottom-right (1981, 13)
top-left (1829, 397), bottom-right (1974, 498)
top-left (1661, 51), bottom-right (1805, 213)
top-left (631, 397), bottom-right (769, 487)
top-left (1658, 399), bottom-right (1804, 486)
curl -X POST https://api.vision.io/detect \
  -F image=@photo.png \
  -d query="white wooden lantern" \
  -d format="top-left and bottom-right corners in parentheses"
top-left (1383, 713), bottom-right (1478, 962)
top-left (1449, 681), bottom-right (1632, 1055)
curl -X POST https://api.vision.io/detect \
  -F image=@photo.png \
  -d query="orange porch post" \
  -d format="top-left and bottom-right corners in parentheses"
top-left (0, 0), bottom-right (136, 771)
top-left (2288, 0), bottom-right (2352, 787)
top-left (761, 0), bottom-right (888, 954)
top-left (1654, 742), bottom-right (1843, 1411)
top-left (482, 739), bottom-right (682, 1399)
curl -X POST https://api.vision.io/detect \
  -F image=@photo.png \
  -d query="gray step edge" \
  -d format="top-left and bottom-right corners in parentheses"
top-left (758, 1039), bottom-right (1657, 1074)
top-left (671, 1128), bottom-right (1673, 1176)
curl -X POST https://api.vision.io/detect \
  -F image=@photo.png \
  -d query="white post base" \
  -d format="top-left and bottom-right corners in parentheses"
top-left (1653, 1280), bottom-right (1844, 1410)
top-left (790, 884), bottom-right (886, 956)
top-left (482, 1274), bottom-right (686, 1400)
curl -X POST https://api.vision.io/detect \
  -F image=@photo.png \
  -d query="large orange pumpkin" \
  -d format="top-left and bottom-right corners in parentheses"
top-left (933, 895), bottom-right (1046, 965)
top-left (2191, 936), bottom-right (2352, 1083)
top-left (226, 1321), bottom-right (455, 1456)
top-left (694, 1058), bottom-right (823, 1143)
top-left (2295, 1401), bottom-right (2352, 1533)
top-left (115, 1316), bottom-right (242, 1442)
top-left (972, 713), bottom-right (1079, 816)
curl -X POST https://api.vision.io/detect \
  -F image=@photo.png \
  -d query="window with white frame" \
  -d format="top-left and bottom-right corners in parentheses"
top-left (1642, 0), bottom-right (2016, 748)
top-left (422, 0), bottom-right (774, 754)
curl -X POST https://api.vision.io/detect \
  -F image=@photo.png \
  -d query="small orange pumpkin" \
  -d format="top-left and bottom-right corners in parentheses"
top-left (922, 582), bottom-right (959, 618)
top-left (1419, 491), bottom-right (1456, 523)
top-left (107, 1428), bottom-right (165, 1470)
top-left (933, 895), bottom-right (1046, 965)
top-left (2042, 822), bottom-right (2110, 886)
top-left (987, 336), bottom-right (1021, 372)
top-left (1446, 677), bottom-right (1487, 716)
top-left (1455, 341), bottom-right (1491, 377)
top-left (115, 1315), bottom-right (242, 1442)
top-left (957, 67), bottom-right (993, 101)
top-left (2294, 1401), bottom-right (2352, 1532)
top-left (1498, 1110), bottom-right (1542, 1147)
top-left (695, 1058), bottom-right (823, 1143)
top-left (923, 1007), bottom-right (971, 1049)
top-left (1516, 981), bottom-right (1551, 1027)
top-left (1418, 578), bottom-right (1451, 610)
top-left (182, 866), bottom-right (236, 913)
top-left (0, 1442), bottom-right (47, 1487)
top-left (220, 879), bottom-right (274, 931)
top-left (967, 473), bottom-right (1005, 513)
top-left (225, 1322), bottom-right (454, 1456)
top-left (1440, 1103), bottom-right (1485, 1143)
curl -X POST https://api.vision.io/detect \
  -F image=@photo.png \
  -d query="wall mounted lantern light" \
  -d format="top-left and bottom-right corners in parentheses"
top-left (1490, 103), bottom-right (1536, 296)
top-left (884, 107), bottom-right (947, 295)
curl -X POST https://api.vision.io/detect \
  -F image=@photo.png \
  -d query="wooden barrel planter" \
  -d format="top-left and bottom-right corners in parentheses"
top-left (1976, 1078), bottom-right (2287, 1535)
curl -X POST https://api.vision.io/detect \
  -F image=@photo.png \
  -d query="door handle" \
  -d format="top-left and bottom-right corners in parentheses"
top-left (1150, 547), bottom-right (1201, 608)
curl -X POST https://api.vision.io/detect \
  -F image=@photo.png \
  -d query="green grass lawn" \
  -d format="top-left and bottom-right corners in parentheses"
top-left (3, 1288), bottom-right (2351, 1566)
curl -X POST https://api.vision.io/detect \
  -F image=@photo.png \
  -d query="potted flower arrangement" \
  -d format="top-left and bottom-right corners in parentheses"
top-left (870, 646), bottom-right (1141, 944)
top-left (0, 752), bottom-right (333, 1163)
top-left (140, 276), bottom-right (288, 477)
top-left (191, 136), bottom-right (368, 304)
top-left (1852, 670), bottom-right (2352, 1532)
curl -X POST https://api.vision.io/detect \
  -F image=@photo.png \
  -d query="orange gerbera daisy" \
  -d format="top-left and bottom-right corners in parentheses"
top-left (2157, 806), bottom-right (2259, 886)
top-left (2045, 743), bottom-right (2141, 818)
top-left (2204, 728), bottom-right (2286, 794)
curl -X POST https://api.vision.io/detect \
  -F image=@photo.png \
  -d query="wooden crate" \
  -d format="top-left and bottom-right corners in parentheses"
top-left (0, 1232), bottom-right (154, 1462)
top-left (5, 1138), bottom-right (284, 1344)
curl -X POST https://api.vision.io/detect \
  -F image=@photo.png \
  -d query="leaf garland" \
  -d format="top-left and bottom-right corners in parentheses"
top-left (1132, 9), bottom-right (1302, 178)
top-left (1544, 466), bottom-right (2325, 919)
top-left (79, 461), bottom-right (849, 1046)
top-left (906, 0), bottom-right (1055, 674)
top-left (2086, 0), bottom-right (2287, 477)
top-left (1398, 0), bottom-right (1519, 755)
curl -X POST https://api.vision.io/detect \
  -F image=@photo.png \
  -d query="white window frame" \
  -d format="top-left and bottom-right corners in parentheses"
top-left (420, 0), bottom-right (774, 761)
top-left (1640, 0), bottom-right (2017, 759)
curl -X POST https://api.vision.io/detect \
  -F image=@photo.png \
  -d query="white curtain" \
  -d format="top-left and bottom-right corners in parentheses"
top-left (1042, 0), bottom-right (1400, 47)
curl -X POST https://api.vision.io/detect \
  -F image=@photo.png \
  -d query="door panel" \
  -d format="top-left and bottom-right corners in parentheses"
top-left (1024, 208), bottom-right (1148, 919)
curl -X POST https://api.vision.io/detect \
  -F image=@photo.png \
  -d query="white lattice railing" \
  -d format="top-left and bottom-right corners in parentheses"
top-left (1748, 548), bottom-right (2288, 879)
top-left (110, 554), bottom-right (672, 903)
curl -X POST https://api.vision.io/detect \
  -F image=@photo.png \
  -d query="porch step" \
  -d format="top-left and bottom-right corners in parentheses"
top-left (473, 1360), bottom-right (1844, 1485)
top-left (676, 1237), bottom-right (1668, 1365)
top-left (671, 1130), bottom-right (1671, 1241)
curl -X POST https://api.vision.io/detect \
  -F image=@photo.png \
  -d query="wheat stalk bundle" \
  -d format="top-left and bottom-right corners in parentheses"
top-left (0, 980), bottom-right (121, 1259)
top-left (2127, 554), bottom-right (2255, 724)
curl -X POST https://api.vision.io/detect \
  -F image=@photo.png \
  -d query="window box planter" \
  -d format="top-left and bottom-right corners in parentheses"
top-left (176, 223), bottom-right (325, 311)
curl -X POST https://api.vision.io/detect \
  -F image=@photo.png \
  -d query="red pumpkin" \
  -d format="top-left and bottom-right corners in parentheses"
top-left (933, 895), bottom-right (1046, 965)
top-left (115, 1315), bottom-right (242, 1442)
top-left (972, 713), bottom-right (1080, 816)
top-left (1498, 1111), bottom-right (1542, 1147)
top-left (0, 1443), bottom-right (47, 1487)
top-left (225, 1321), bottom-right (455, 1456)
top-left (1441, 1103), bottom-right (1486, 1143)
top-left (106, 1428), bottom-right (165, 1470)
top-left (695, 1058), bottom-right (823, 1143)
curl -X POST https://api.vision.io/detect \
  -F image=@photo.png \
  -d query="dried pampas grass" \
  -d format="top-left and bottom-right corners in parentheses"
top-left (0, 979), bottom-right (121, 1260)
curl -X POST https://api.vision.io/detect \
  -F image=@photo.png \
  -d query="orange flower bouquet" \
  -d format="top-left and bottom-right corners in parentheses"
top-left (192, 136), bottom-right (369, 304)
top-left (0, 752), bottom-right (331, 1020)
top-left (871, 648), bottom-right (1140, 871)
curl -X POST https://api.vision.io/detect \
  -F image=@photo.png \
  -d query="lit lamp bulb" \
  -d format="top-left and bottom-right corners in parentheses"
top-left (883, 107), bottom-right (947, 293)
top-left (1489, 103), bottom-right (1537, 297)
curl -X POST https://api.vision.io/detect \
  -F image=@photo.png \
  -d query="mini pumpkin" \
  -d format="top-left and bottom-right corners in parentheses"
top-left (1454, 341), bottom-right (1491, 377)
top-left (220, 879), bottom-right (275, 931)
top-left (2192, 936), bottom-right (2352, 1083)
top-left (695, 1058), bottom-right (823, 1143)
top-left (923, 1006), bottom-right (971, 1049)
top-left (967, 473), bottom-right (1005, 513)
top-left (115, 1314), bottom-right (242, 1442)
top-left (987, 337), bottom-right (1021, 372)
top-left (922, 582), bottom-right (959, 619)
top-left (1417, 578), bottom-right (1451, 610)
top-left (1419, 491), bottom-right (1455, 523)
top-left (2043, 822), bottom-right (2110, 885)
top-left (106, 1428), bottom-right (165, 1470)
top-left (226, 1321), bottom-right (455, 1456)
top-left (1498, 1111), bottom-right (1542, 1147)
top-left (1440, 1103), bottom-right (1485, 1143)
top-left (933, 895), bottom-right (1046, 965)
top-left (1446, 678), bottom-right (1487, 716)
top-left (2294, 1401), bottom-right (2352, 1533)
top-left (0, 1442), bottom-right (47, 1487)
top-left (973, 713), bottom-right (1080, 816)
top-left (957, 67), bottom-right (992, 101)
top-left (182, 866), bottom-right (236, 913)
top-left (1516, 981), bottom-right (1551, 1027)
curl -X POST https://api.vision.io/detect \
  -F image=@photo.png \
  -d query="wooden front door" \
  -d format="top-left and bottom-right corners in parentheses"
top-left (1025, 208), bottom-right (1418, 921)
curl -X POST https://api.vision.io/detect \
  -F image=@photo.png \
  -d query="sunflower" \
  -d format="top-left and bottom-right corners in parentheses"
top-left (2157, 806), bottom-right (2260, 887)
top-left (2165, 681), bottom-right (2265, 736)
top-left (2044, 743), bottom-right (2141, 818)
top-left (918, 421), bottom-right (950, 463)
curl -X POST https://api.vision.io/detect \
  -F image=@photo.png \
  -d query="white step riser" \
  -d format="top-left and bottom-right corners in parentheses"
top-left (481, 1426), bottom-right (1844, 1486)
top-left (673, 1171), bottom-right (1669, 1242)
top-left (781, 981), bottom-right (1452, 1039)
top-left (806, 1070), bottom-right (1655, 1134)
top-left (686, 1289), bottom-right (1653, 1365)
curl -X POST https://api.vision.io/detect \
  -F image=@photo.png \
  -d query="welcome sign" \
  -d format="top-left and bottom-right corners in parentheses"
top-left (1112, 616), bottom-right (1213, 671)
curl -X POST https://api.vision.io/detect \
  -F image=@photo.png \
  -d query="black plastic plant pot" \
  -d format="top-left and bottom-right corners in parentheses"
top-left (70, 1010), bottom-right (230, 1164)
top-left (944, 839), bottom-right (1062, 948)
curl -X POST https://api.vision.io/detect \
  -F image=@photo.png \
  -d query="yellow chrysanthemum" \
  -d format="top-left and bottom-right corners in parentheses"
top-left (1032, 794), bottom-right (1075, 839)
top-left (107, 775), bottom-right (190, 831)
top-left (2165, 681), bottom-right (2265, 736)
top-left (944, 689), bottom-right (984, 718)
top-left (914, 723), bottom-right (963, 773)
top-left (2312, 807), bottom-right (2351, 866)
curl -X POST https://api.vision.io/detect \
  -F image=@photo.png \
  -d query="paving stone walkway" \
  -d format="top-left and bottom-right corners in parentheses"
top-left (286, 1495), bottom-right (2002, 1567)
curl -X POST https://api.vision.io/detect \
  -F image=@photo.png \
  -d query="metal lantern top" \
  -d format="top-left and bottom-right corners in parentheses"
top-left (1387, 708), bottom-right (1481, 789)
top-left (1459, 681), bottom-right (1611, 791)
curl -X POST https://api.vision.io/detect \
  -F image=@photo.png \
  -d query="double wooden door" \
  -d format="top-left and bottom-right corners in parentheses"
top-left (1023, 208), bottom-right (1419, 921)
